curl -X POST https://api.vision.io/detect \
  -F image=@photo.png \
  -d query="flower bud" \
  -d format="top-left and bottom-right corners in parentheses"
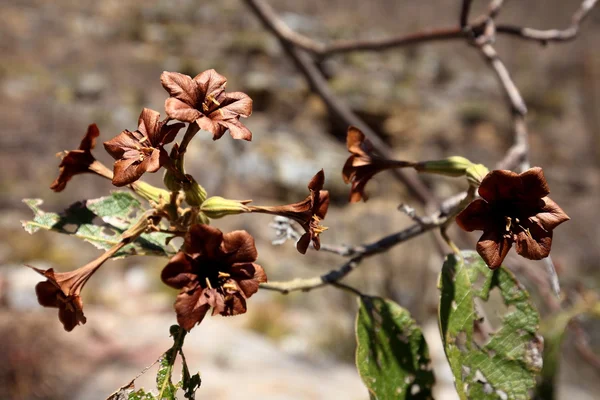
top-left (466, 164), bottom-right (490, 188)
top-left (163, 144), bottom-right (185, 192)
top-left (415, 156), bottom-right (474, 177)
top-left (130, 181), bottom-right (170, 204)
top-left (200, 196), bottom-right (251, 219)
top-left (163, 168), bottom-right (182, 192)
top-left (183, 175), bottom-right (207, 206)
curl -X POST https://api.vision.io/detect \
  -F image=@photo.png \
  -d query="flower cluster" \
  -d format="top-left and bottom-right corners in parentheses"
top-left (31, 68), bottom-right (571, 335)
top-left (32, 69), bottom-right (330, 332)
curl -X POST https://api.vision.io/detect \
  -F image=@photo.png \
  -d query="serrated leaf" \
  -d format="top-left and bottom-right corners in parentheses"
top-left (355, 296), bottom-right (434, 399)
top-left (21, 193), bottom-right (176, 258)
top-left (438, 250), bottom-right (542, 400)
top-left (156, 354), bottom-right (178, 400)
top-left (128, 389), bottom-right (156, 400)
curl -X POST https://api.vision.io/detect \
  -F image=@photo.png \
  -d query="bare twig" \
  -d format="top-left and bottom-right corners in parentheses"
top-left (244, 0), bottom-right (436, 206)
top-left (260, 192), bottom-right (465, 293)
top-left (461, 0), bottom-right (474, 28)
top-left (497, 0), bottom-right (598, 44)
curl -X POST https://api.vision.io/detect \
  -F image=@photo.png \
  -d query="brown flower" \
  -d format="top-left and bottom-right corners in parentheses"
top-left (249, 170), bottom-right (329, 254)
top-left (27, 247), bottom-right (118, 331)
top-left (160, 69), bottom-right (253, 141)
top-left (342, 126), bottom-right (415, 203)
top-left (161, 224), bottom-right (267, 331)
top-left (50, 124), bottom-right (113, 191)
top-left (456, 167), bottom-right (570, 269)
top-left (104, 108), bottom-right (184, 186)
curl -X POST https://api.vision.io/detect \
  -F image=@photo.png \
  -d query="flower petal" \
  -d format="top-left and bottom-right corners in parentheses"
top-left (531, 196), bottom-right (570, 231)
top-left (193, 69), bottom-right (227, 99)
top-left (515, 222), bottom-right (552, 260)
top-left (216, 91), bottom-right (253, 119)
top-left (160, 122), bottom-right (185, 146)
top-left (296, 233), bottom-right (311, 254)
top-left (165, 97), bottom-right (202, 123)
top-left (315, 190), bottom-right (330, 219)
top-left (137, 108), bottom-right (161, 144)
top-left (112, 157), bottom-right (144, 186)
top-left (185, 224), bottom-right (224, 259)
top-left (218, 119), bottom-right (252, 141)
top-left (455, 199), bottom-right (492, 232)
top-left (142, 148), bottom-right (162, 173)
top-left (478, 169), bottom-right (522, 203)
top-left (160, 71), bottom-right (199, 107)
top-left (79, 123), bottom-right (100, 151)
top-left (50, 150), bottom-right (95, 192)
top-left (222, 292), bottom-right (247, 316)
top-left (230, 263), bottom-right (267, 298)
top-left (196, 114), bottom-right (223, 138)
top-left (103, 130), bottom-right (139, 159)
top-left (347, 126), bottom-right (372, 156)
top-left (518, 167), bottom-right (550, 200)
top-left (174, 287), bottom-right (210, 331)
top-left (476, 230), bottom-right (513, 269)
top-left (161, 252), bottom-right (195, 289)
top-left (222, 230), bottom-right (258, 264)
top-left (58, 297), bottom-right (86, 332)
top-left (34, 280), bottom-right (61, 308)
top-left (308, 169), bottom-right (325, 192)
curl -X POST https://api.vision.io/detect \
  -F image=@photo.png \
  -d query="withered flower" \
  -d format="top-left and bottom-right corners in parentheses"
top-left (456, 167), bottom-right (570, 269)
top-left (104, 108), bottom-right (184, 186)
top-left (343, 126), bottom-right (415, 203)
top-left (160, 69), bottom-right (253, 141)
top-left (249, 170), bottom-right (329, 254)
top-left (50, 124), bottom-right (113, 191)
top-left (161, 224), bottom-right (267, 331)
top-left (27, 246), bottom-right (119, 331)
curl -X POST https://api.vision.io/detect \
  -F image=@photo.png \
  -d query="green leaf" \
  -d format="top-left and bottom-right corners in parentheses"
top-left (438, 251), bottom-right (542, 400)
top-left (536, 300), bottom-right (600, 399)
top-left (156, 353), bottom-right (178, 400)
top-left (21, 193), bottom-right (176, 258)
top-left (355, 296), bottom-right (435, 399)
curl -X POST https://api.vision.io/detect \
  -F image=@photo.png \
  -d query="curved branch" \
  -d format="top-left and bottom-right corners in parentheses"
top-left (496, 0), bottom-right (598, 44)
top-left (260, 192), bottom-right (466, 294)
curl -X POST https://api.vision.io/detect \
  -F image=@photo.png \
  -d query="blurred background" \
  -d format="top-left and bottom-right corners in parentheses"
top-left (1, 0), bottom-right (599, 399)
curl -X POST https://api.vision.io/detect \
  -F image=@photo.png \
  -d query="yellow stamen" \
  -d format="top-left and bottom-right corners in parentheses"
top-left (205, 277), bottom-right (213, 289)
top-left (138, 136), bottom-right (148, 144)
top-left (222, 283), bottom-right (237, 291)
top-left (505, 216), bottom-right (512, 232)
top-left (218, 272), bottom-right (231, 278)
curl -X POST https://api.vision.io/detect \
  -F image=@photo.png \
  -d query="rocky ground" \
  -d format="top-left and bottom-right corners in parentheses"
top-left (1, 0), bottom-right (600, 399)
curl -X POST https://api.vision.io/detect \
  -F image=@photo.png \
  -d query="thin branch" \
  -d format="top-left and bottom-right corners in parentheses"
top-left (244, 0), bottom-right (436, 206)
top-left (461, 0), bottom-right (474, 28)
top-left (478, 43), bottom-right (528, 116)
top-left (496, 0), bottom-right (598, 44)
top-left (321, 27), bottom-right (465, 56)
top-left (488, 0), bottom-right (505, 19)
top-left (260, 193), bottom-right (465, 294)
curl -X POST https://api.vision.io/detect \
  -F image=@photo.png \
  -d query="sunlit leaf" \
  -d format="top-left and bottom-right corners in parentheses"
top-left (438, 250), bottom-right (542, 400)
top-left (21, 193), bottom-right (176, 258)
top-left (355, 296), bottom-right (434, 399)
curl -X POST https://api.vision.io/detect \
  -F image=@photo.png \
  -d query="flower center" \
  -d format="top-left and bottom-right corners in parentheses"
top-left (503, 216), bottom-right (532, 239)
top-left (202, 94), bottom-right (221, 113)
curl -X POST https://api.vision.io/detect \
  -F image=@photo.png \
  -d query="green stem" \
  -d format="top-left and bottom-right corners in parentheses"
top-left (178, 123), bottom-right (200, 154)
top-left (157, 326), bottom-right (187, 399)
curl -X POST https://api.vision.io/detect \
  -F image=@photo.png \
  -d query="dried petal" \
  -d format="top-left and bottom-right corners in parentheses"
top-left (476, 230), bottom-right (513, 269)
top-left (50, 124), bottom-right (100, 192)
